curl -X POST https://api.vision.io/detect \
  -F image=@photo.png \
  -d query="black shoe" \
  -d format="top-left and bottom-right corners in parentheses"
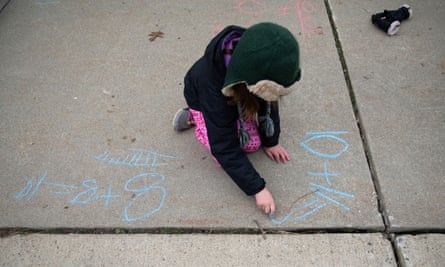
top-left (371, 4), bottom-right (412, 36)
top-left (372, 13), bottom-right (401, 36)
top-left (384, 4), bottom-right (412, 23)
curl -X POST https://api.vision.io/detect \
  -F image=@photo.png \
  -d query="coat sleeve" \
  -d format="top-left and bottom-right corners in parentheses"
top-left (198, 83), bottom-right (266, 196)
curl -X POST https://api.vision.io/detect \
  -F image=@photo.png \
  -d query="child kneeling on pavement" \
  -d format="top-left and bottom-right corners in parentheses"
top-left (173, 22), bottom-right (301, 217)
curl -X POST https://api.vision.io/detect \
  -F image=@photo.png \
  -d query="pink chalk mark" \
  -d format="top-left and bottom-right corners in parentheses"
top-left (247, 17), bottom-right (257, 27)
top-left (237, 0), bottom-right (267, 16)
top-left (301, 0), bottom-right (315, 13)
top-left (295, 0), bottom-right (319, 38)
top-left (277, 4), bottom-right (291, 17)
top-left (295, 0), bottom-right (307, 37)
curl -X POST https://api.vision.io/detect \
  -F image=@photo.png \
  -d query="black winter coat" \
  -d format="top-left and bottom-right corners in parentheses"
top-left (183, 26), bottom-right (281, 196)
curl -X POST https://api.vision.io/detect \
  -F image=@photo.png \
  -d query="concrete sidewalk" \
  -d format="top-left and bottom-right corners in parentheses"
top-left (1, 234), bottom-right (397, 267)
top-left (331, 0), bottom-right (445, 232)
top-left (0, 0), bottom-right (443, 266)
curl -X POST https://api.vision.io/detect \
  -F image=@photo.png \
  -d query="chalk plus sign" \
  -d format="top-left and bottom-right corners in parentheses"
top-left (96, 185), bottom-right (121, 207)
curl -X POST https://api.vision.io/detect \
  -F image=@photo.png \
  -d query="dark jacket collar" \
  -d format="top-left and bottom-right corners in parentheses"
top-left (203, 25), bottom-right (246, 79)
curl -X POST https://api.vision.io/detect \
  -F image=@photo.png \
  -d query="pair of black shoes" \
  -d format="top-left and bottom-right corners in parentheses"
top-left (372, 4), bottom-right (412, 35)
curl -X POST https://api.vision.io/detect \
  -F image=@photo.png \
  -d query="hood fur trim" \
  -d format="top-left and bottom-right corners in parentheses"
top-left (222, 80), bottom-right (294, 101)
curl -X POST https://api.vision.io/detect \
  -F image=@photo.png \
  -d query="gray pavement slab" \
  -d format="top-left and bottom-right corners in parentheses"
top-left (0, 233), bottom-right (396, 266)
top-left (329, 0), bottom-right (445, 230)
top-left (395, 234), bottom-right (445, 267)
top-left (0, 0), bottom-right (381, 229)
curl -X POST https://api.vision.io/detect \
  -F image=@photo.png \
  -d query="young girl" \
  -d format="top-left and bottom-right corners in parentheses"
top-left (173, 22), bottom-right (301, 216)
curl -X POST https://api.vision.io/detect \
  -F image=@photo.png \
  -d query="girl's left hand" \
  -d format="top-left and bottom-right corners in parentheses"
top-left (263, 144), bottom-right (290, 163)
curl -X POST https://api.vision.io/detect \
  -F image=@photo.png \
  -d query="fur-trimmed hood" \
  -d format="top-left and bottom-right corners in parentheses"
top-left (222, 80), bottom-right (293, 102)
top-left (222, 22), bottom-right (301, 101)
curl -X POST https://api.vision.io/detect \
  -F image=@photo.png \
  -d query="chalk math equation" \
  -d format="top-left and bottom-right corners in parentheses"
top-left (14, 149), bottom-right (176, 223)
top-left (14, 136), bottom-right (356, 225)
top-left (270, 131), bottom-right (356, 224)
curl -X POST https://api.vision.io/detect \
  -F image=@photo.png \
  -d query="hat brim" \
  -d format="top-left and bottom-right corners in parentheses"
top-left (222, 80), bottom-right (294, 102)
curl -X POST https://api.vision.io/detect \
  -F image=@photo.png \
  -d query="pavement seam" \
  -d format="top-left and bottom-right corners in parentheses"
top-left (3, 226), bottom-right (444, 237)
top-left (0, 0), bottom-right (11, 13)
top-left (0, 227), bottom-right (389, 238)
top-left (323, 0), bottom-right (390, 234)
top-left (323, 1), bottom-right (405, 265)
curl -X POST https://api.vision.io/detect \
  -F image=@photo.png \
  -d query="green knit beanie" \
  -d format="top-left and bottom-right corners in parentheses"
top-left (222, 22), bottom-right (301, 101)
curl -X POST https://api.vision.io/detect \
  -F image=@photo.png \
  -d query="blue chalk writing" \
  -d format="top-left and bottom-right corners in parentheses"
top-left (295, 203), bottom-right (328, 221)
top-left (15, 171), bottom-right (48, 201)
top-left (270, 198), bottom-right (321, 225)
top-left (15, 148), bottom-right (175, 223)
top-left (96, 185), bottom-right (121, 208)
top-left (305, 131), bottom-right (349, 135)
top-left (310, 183), bottom-right (355, 199)
top-left (15, 171), bottom-right (167, 222)
top-left (271, 131), bottom-right (356, 225)
top-left (89, 149), bottom-right (176, 167)
top-left (270, 211), bottom-right (294, 225)
top-left (35, 1), bottom-right (60, 6)
top-left (124, 173), bottom-right (167, 222)
top-left (300, 132), bottom-right (349, 159)
top-left (45, 182), bottom-right (77, 189)
top-left (45, 182), bottom-right (78, 195)
top-left (294, 198), bottom-right (321, 212)
top-left (314, 191), bottom-right (351, 211)
top-left (307, 161), bottom-right (340, 186)
top-left (70, 179), bottom-right (98, 204)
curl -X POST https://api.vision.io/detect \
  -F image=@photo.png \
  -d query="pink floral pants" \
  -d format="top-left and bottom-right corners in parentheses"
top-left (189, 109), bottom-right (261, 158)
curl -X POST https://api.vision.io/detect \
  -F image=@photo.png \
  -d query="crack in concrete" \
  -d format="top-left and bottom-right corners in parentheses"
top-left (323, 0), bottom-right (389, 233)
top-left (0, 0), bottom-right (11, 14)
top-left (323, 0), bottom-right (399, 265)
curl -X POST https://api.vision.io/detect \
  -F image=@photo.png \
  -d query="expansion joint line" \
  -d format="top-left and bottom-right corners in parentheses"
top-left (322, 0), bottom-right (391, 236)
top-left (0, 0), bottom-right (12, 13)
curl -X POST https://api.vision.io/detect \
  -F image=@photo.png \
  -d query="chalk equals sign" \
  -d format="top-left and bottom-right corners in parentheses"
top-left (44, 182), bottom-right (77, 196)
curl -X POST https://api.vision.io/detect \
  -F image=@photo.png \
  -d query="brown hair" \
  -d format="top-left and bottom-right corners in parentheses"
top-left (227, 83), bottom-right (259, 120)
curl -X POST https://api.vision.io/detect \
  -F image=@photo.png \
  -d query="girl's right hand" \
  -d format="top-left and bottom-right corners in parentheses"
top-left (255, 187), bottom-right (276, 216)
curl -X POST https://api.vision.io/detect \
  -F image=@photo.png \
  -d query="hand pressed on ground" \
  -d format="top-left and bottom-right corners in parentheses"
top-left (264, 144), bottom-right (290, 163)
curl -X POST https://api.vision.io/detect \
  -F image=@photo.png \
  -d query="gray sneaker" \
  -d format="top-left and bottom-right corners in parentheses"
top-left (173, 108), bottom-right (194, 131)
